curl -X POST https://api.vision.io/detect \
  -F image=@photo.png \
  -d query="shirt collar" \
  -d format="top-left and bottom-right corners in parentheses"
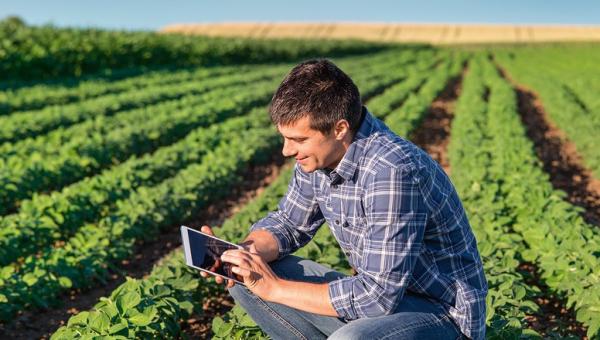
top-left (319, 106), bottom-right (382, 183)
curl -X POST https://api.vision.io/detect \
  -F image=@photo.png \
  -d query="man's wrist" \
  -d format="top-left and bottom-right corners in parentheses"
top-left (268, 277), bottom-right (288, 303)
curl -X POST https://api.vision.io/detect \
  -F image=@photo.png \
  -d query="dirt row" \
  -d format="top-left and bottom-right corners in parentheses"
top-left (0, 152), bottom-right (286, 340)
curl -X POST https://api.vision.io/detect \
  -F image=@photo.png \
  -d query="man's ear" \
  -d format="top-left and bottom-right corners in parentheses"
top-left (334, 119), bottom-right (350, 140)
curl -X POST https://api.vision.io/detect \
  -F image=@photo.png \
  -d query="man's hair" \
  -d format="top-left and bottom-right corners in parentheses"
top-left (269, 59), bottom-right (362, 135)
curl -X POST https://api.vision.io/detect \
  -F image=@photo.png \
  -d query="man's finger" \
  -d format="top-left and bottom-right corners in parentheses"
top-left (231, 265), bottom-right (251, 277)
top-left (222, 249), bottom-right (253, 260)
top-left (221, 254), bottom-right (252, 269)
top-left (200, 225), bottom-right (213, 235)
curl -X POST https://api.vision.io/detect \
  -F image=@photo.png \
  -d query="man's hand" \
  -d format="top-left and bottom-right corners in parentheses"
top-left (220, 243), bottom-right (283, 302)
top-left (198, 225), bottom-right (236, 289)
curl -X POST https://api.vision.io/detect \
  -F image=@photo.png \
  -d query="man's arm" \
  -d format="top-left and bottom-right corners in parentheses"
top-left (246, 163), bottom-right (325, 261)
top-left (239, 229), bottom-right (279, 263)
top-left (220, 241), bottom-right (337, 317)
top-left (271, 280), bottom-right (338, 317)
top-left (205, 164), bottom-right (324, 287)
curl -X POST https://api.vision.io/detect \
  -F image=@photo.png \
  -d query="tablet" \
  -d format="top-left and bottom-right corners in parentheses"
top-left (181, 225), bottom-right (246, 285)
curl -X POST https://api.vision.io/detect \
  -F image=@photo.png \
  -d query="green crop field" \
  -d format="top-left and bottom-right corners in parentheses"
top-left (1, 18), bottom-right (599, 339)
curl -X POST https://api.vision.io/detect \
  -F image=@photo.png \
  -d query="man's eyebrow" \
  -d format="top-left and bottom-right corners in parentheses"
top-left (282, 135), bottom-right (308, 140)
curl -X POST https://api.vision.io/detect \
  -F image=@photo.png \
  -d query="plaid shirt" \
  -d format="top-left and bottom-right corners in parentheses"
top-left (250, 108), bottom-right (488, 340)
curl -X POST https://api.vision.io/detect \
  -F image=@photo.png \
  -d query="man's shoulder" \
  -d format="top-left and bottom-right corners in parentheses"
top-left (359, 128), bottom-right (424, 175)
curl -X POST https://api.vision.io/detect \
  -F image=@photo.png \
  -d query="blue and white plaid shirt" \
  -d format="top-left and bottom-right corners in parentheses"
top-left (250, 108), bottom-right (488, 340)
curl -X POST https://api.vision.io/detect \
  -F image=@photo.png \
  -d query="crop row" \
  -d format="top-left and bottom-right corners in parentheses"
top-left (0, 71), bottom-right (285, 216)
top-left (452, 54), bottom-right (600, 338)
top-left (0, 111), bottom-right (281, 321)
top-left (494, 48), bottom-right (600, 178)
top-left (0, 47), bottom-right (409, 117)
top-left (448, 55), bottom-right (543, 339)
top-left (0, 64), bottom-right (242, 116)
top-left (0, 64), bottom-right (289, 144)
top-left (0, 104), bottom-right (274, 267)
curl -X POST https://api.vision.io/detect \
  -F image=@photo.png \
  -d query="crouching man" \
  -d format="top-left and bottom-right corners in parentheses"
top-left (200, 59), bottom-right (487, 340)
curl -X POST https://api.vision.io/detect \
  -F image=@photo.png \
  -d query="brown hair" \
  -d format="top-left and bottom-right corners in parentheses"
top-left (269, 59), bottom-right (362, 135)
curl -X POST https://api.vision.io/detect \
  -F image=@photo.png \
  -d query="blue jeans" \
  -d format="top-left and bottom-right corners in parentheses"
top-left (227, 255), bottom-right (464, 340)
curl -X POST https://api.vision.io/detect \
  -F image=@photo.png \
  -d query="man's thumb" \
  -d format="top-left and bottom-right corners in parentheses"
top-left (201, 225), bottom-right (212, 235)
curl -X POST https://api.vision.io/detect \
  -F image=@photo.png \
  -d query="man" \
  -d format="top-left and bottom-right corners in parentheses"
top-left (200, 59), bottom-right (487, 339)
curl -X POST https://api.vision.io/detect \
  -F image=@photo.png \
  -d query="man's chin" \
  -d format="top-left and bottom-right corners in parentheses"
top-left (297, 162), bottom-right (316, 173)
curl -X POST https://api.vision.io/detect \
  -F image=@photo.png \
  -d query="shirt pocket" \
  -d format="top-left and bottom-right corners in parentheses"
top-left (341, 215), bottom-right (367, 254)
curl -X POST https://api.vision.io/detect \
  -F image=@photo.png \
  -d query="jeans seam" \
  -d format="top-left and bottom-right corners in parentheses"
top-left (244, 287), bottom-right (308, 340)
top-left (379, 313), bottom-right (451, 339)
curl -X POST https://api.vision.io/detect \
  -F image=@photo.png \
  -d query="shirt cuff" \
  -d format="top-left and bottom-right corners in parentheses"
top-left (328, 276), bottom-right (359, 321)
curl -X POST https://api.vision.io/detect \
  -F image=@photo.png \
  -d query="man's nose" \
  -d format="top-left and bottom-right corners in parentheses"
top-left (282, 140), bottom-right (296, 158)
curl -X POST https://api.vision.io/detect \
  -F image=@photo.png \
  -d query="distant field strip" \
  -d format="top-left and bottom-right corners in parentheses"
top-left (162, 23), bottom-right (600, 44)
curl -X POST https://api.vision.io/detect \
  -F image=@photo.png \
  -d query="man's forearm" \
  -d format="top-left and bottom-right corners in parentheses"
top-left (238, 230), bottom-right (339, 317)
top-left (271, 280), bottom-right (339, 317)
top-left (240, 229), bottom-right (280, 263)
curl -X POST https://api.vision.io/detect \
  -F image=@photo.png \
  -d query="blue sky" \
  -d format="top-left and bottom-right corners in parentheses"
top-left (1, 0), bottom-right (599, 31)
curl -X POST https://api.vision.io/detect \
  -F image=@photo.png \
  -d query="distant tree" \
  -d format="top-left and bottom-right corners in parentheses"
top-left (0, 15), bottom-right (27, 30)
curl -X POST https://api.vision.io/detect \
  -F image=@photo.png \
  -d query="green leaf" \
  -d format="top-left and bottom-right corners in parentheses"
top-left (89, 311), bottom-right (110, 333)
top-left (108, 321), bottom-right (128, 335)
top-left (22, 273), bottom-right (39, 286)
top-left (179, 300), bottom-right (194, 314)
top-left (587, 320), bottom-right (600, 339)
top-left (212, 316), bottom-right (225, 335)
top-left (116, 292), bottom-right (141, 314)
top-left (67, 311), bottom-right (90, 327)
top-left (521, 328), bottom-right (542, 338)
top-left (240, 313), bottom-right (256, 327)
top-left (128, 312), bottom-right (152, 327)
top-left (58, 276), bottom-right (73, 288)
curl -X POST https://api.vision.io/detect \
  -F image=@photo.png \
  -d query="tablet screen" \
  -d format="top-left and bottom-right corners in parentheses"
top-left (182, 227), bottom-right (244, 284)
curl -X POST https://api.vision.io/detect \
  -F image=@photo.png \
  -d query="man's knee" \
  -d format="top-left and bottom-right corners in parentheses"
top-left (327, 322), bottom-right (369, 340)
top-left (227, 283), bottom-right (254, 304)
top-left (268, 254), bottom-right (301, 277)
top-left (269, 255), bottom-right (346, 283)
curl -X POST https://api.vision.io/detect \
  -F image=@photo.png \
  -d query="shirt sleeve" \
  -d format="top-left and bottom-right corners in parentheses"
top-left (249, 163), bottom-right (325, 260)
top-left (328, 165), bottom-right (428, 320)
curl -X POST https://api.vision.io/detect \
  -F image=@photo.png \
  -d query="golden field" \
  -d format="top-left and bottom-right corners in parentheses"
top-left (161, 22), bottom-right (600, 44)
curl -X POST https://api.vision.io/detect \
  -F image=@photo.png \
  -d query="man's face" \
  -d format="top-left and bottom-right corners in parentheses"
top-left (277, 115), bottom-right (349, 173)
